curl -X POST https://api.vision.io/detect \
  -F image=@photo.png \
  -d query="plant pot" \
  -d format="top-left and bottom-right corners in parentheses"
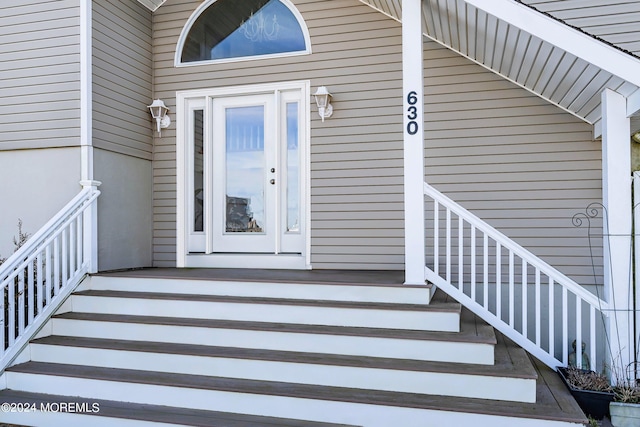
top-left (557, 367), bottom-right (614, 419)
top-left (610, 402), bottom-right (640, 427)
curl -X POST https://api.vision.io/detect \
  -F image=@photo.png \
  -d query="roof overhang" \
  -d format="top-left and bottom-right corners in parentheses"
top-left (136, 0), bottom-right (167, 12)
top-left (360, 0), bottom-right (640, 138)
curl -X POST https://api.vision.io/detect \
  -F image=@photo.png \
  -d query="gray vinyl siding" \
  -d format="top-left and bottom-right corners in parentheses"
top-left (92, 0), bottom-right (153, 159)
top-left (423, 43), bottom-right (602, 286)
top-left (152, 0), bottom-right (602, 287)
top-left (522, 0), bottom-right (640, 56)
top-left (0, 0), bottom-right (80, 150)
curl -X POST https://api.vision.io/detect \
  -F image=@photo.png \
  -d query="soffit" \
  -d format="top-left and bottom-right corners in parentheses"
top-left (360, 0), bottom-right (640, 132)
top-left (136, 0), bottom-right (167, 12)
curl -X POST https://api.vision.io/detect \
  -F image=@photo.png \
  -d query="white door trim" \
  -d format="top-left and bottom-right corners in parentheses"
top-left (176, 81), bottom-right (311, 269)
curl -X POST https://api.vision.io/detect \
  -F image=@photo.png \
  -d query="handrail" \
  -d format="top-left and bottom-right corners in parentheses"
top-left (423, 181), bottom-right (608, 370)
top-left (0, 184), bottom-right (100, 373)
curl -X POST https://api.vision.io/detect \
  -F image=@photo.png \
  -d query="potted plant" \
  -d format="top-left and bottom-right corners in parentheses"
top-left (609, 376), bottom-right (640, 427)
top-left (558, 366), bottom-right (614, 419)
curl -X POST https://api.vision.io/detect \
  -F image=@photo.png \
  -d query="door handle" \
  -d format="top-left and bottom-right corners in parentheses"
top-left (271, 168), bottom-right (276, 173)
top-left (270, 179), bottom-right (276, 185)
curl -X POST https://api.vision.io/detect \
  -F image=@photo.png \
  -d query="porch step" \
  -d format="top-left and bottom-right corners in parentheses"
top-left (87, 274), bottom-right (432, 305)
top-left (0, 273), bottom-right (586, 426)
top-left (69, 289), bottom-right (461, 332)
top-left (2, 355), bottom-right (583, 427)
top-left (0, 390), bottom-right (360, 427)
top-left (26, 331), bottom-right (528, 400)
top-left (49, 307), bottom-right (494, 364)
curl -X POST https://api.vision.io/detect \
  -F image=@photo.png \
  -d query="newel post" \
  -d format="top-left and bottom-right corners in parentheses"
top-left (80, 180), bottom-right (101, 274)
top-left (601, 88), bottom-right (633, 382)
top-left (402, 0), bottom-right (426, 285)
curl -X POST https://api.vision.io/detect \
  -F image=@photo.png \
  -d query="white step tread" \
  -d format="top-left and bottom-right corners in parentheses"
top-left (0, 389), bottom-right (359, 427)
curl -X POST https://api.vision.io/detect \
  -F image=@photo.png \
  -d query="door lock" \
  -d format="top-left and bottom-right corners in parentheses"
top-left (270, 179), bottom-right (276, 185)
top-left (271, 168), bottom-right (276, 173)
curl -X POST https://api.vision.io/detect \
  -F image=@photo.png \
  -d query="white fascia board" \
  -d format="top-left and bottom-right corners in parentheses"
top-left (461, 0), bottom-right (640, 88)
top-left (627, 89), bottom-right (640, 118)
top-left (136, 0), bottom-right (166, 12)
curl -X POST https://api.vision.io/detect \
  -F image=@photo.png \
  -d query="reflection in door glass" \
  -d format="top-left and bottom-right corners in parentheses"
top-left (193, 110), bottom-right (204, 232)
top-left (286, 102), bottom-right (299, 233)
top-left (225, 106), bottom-right (265, 233)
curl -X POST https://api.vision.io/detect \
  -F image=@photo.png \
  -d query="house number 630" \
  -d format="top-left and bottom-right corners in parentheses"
top-left (406, 91), bottom-right (419, 135)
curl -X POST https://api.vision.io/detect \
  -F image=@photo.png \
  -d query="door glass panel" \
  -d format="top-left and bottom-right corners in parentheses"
top-left (193, 109), bottom-right (204, 232)
top-left (286, 102), bottom-right (299, 233)
top-left (225, 105), bottom-right (265, 233)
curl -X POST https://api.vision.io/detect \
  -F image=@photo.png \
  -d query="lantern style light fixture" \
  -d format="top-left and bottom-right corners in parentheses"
top-left (148, 99), bottom-right (171, 136)
top-left (313, 86), bottom-right (333, 122)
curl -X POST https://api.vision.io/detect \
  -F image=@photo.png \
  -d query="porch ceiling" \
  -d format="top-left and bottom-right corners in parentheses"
top-left (359, 0), bottom-right (640, 135)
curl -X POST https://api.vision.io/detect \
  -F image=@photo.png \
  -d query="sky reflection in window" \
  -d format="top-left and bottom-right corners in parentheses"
top-left (182, 0), bottom-right (307, 63)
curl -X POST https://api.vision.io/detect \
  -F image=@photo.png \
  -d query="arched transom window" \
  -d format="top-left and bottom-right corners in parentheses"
top-left (178, 0), bottom-right (311, 65)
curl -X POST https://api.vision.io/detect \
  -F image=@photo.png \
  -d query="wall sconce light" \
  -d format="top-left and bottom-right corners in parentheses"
top-left (313, 86), bottom-right (333, 122)
top-left (148, 99), bottom-right (171, 136)
top-left (632, 131), bottom-right (640, 143)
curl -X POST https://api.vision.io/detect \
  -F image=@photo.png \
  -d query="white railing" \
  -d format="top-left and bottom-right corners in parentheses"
top-left (423, 182), bottom-right (608, 370)
top-left (0, 183), bottom-right (100, 372)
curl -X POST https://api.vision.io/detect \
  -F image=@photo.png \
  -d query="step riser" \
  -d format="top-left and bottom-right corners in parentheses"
top-left (29, 344), bottom-right (519, 399)
top-left (49, 318), bottom-right (491, 364)
top-left (5, 373), bottom-right (542, 426)
top-left (87, 276), bottom-right (431, 305)
top-left (69, 295), bottom-right (459, 332)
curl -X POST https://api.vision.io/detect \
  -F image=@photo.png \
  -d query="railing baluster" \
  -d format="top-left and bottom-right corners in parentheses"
top-left (496, 243), bottom-right (501, 321)
top-left (37, 253), bottom-right (44, 316)
top-left (549, 278), bottom-right (555, 359)
top-left (434, 200), bottom-right (439, 276)
top-left (8, 275), bottom-right (15, 346)
top-left (0, 287), bottom-right (4, 355)
top-left (27, 259), bottom-right (34, 326)
top-left (45, 244), bottom-right (52, 306)
top-left (53, 236), bottom-right (60, 296)
top-left (562, 287), bottom-right (568, 365)
top-left (576, 294), bottom-right (582, 369)
top-left (509, 251), bottom-right (514, 327)
top-left (471, 225), bottom-right (476, 303)
top-left (0, 288), bottom-right (5, 354)
top-left (61, 228), bottom-right (68, 288)
top-left (535, 269), bottom-right (541, 346)
top-left (446, 208), bottom-right (451, 282)
top-left (458, 216), bottom-right (463, 290)
top-left (17, 269), bottom-right (25, 335)
top-left (522, 261), bottom-right (527, 339)
top-left (70, 219), bottom-right (77, 274)
top-left (483, 234), bottom-right (489, 309)
top-left (590, 304), bottom-right (596, 370)
top-left (77, 215), bottom-right (83, 269)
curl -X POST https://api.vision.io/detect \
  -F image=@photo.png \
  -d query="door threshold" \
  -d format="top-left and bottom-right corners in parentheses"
top-left (183, 253), bottom-right (310, 270)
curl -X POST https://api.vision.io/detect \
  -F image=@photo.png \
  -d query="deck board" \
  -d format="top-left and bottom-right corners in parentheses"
top-left (97, 268), bottom-right (409, 287)
top-left (0, 390), bottom-right (358, 427)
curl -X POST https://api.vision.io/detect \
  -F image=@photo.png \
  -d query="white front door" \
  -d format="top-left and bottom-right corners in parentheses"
top-left (179, 82), bottom-right (308, 267)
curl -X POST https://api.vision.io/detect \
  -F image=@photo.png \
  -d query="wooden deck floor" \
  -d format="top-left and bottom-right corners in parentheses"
top-left (97, 267), bottom-right (407, 286)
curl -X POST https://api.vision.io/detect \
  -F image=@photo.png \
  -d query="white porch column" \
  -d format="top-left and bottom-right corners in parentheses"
top-left (601, 88), bottom-right (634, 382)
top-left (402, 0), bottom-right (426, 285)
